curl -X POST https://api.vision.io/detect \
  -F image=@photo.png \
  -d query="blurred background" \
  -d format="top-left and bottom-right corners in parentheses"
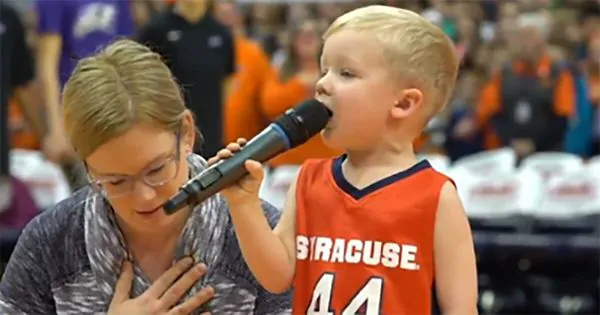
top-left (1, 0), bottom-right (600, 314)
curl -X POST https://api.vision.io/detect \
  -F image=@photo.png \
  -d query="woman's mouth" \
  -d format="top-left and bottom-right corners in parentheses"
top-left (134, 206), bottom-right (162, 216)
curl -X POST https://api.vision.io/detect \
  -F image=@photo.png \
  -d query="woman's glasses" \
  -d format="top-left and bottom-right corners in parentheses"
top-left (89, 133), bottom-right (182, 199)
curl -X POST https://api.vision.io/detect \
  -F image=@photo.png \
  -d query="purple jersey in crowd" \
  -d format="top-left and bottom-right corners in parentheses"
top-left (36, 0), bottom-right (134, 86)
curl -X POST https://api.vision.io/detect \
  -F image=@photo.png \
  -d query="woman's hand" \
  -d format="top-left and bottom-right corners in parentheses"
top-left (107, 258), bottom-right (214, 315)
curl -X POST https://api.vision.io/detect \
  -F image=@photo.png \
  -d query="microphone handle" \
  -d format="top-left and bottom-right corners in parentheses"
top-left (163, 125), bottom-right (289, 214)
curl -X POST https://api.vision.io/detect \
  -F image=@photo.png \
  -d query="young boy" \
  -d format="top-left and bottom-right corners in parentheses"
top-left (212, 5), bottom-right (478, 315)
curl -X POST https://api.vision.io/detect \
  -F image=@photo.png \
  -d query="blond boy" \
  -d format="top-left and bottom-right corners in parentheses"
top-left (212, 5), bottom-right (478, 314)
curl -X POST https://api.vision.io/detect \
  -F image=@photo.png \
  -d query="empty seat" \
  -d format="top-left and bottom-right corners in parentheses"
top-left (417, 153), bottom-right (450, 174)
top-left (585, 155), bottom-right (600, 174)
top-left (459, 168), bottom-right (543, 233)
top-left (534, 169), bottom-right (600, 235)
top-left (451, 148), bottom-right (517, 178)
top-left (9, 149), bottom-right (71, 209)
top-left (259, 165), bottom-right (300, 210)
top-left (520, 152), bottom-right (584, 181)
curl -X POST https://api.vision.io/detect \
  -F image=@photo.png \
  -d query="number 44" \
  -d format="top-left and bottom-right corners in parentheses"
top-left (307, 273), bottom-right (383, 315)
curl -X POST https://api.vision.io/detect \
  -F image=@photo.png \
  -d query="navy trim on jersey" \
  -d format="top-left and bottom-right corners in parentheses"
top-left (331, 155), bottom-right (432, 200)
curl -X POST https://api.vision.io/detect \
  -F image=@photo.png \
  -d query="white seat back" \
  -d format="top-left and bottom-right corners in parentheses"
top-left (536, 169), bottom-right (600, 219)
top-left (585, 155), bottom-right (600, 174)
top-left (9, 149), bottom-right (71, 209)
top-left (451, 148), bottom-right (516, 178)
top-left (259, 165), bottom-right (300, 210)
top-left (460, 169), bottom-right (543, 219)
top-left (417, 154), bottom-right (450, 174)
top-left (520, 152), bottom-right (584, 181)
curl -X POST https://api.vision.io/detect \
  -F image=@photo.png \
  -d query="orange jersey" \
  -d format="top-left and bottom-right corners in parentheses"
top-left (292, 156), bottom-right (451, 315)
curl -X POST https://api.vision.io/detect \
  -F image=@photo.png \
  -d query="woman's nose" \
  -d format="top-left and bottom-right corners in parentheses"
top-left (132, 180), bottom-right (157, 203)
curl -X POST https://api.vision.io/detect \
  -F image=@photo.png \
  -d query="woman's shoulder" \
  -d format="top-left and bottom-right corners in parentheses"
top-left (0, 188), bottom-right (91, 314)
top-left (25, 187), bottom-right (89, 242)
top-left (8, 187), bottom-right (90, 272)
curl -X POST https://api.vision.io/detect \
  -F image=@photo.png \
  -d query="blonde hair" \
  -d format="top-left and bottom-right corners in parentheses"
top-left (324, 5), bottom-right (459, 114)
top-left (62, 39), bottom-right (187, 159)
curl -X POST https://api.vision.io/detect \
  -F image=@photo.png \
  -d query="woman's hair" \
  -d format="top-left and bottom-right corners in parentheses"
top-left (62, 39), bottom-right (187, 159)
top-left (278, 19), bottom-right (321, 82)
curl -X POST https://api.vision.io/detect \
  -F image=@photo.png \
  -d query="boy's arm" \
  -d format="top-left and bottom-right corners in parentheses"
top-left (434, 181), bottom-right (479, 315)
top-left (227, 179), bottom-right (297, 294)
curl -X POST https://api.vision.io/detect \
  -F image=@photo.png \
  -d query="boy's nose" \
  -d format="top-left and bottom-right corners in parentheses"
top-left (316, 76), bottom-right (332, 98)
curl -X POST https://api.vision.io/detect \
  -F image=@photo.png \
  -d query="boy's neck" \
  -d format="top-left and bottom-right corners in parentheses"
top-left (343, 144), bottom-right (417, 189)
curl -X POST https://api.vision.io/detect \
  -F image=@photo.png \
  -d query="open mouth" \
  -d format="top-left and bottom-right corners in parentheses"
top-left (326, 110), bottom-right (334, 126)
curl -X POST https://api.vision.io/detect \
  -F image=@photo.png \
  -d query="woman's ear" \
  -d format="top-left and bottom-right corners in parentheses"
top-left (181, 110), bottom-right (197, 153)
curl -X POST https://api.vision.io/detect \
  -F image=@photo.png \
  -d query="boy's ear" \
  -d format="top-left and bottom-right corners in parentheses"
top-left (390, 88), bottom-right (423, 119)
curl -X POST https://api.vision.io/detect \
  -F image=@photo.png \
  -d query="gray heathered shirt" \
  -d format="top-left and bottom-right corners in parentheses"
top-left (0, 155), bottom-right (291, 314)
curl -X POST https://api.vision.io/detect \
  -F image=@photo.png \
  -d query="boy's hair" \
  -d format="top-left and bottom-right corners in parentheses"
top-left (323, 5), bottom-right (459, 115)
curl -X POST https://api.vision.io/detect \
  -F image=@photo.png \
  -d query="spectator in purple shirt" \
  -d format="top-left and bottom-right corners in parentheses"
top-left (35, 0), bottom-right (135, 189)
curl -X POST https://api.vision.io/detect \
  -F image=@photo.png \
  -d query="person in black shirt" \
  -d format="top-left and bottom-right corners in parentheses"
top-left (0, 1), bottom-right (47, 267)
top-left (0, 3), bottom-right (45, 178)
top-left (136, 0), bottom-right (235, 157)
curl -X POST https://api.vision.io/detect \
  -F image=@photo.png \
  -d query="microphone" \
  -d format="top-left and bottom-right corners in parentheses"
top-left (163, 99), bottom-right (331, 215)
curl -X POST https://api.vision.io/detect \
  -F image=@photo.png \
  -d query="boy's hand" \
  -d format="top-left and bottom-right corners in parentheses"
top-left (207, 138), bottom-right (264, 207)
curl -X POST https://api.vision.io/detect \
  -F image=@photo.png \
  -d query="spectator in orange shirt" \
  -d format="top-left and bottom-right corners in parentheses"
top-left (260, 20), bottom-right (342, 168)
top-left (213, 0), bottom-right (272, 143)
top-left (460, 12), bottom-right (575, 158)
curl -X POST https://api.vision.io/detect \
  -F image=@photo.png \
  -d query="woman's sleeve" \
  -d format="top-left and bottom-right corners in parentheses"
top-left (217, 199), bottom-right (292, 314)
top-left (0, 216), bottom-right (56, 314)
top-left (250, 201), bottom-right (292, 314)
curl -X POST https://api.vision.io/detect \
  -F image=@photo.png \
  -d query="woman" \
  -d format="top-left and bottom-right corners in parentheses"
top-left (0, 39), bottom-right (290, 314)
top-left (260, 20), bottom-right (341, 169)
top-left (258, 20), bottom-right (341, 209)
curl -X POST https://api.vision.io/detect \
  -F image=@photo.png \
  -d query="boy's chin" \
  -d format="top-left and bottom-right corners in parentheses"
top-left (320, 129), bottom-right (342, 150)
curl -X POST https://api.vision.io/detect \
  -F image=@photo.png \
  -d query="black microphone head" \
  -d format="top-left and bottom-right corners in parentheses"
top-left (275, 99), bottom-right (332, 148)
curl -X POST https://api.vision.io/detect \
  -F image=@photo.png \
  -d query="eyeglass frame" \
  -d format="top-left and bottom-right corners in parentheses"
top-left (85, 132), bottom-right (183, 199)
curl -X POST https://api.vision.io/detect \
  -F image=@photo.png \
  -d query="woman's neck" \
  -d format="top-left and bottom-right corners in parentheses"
top-left (175, 1), bottom-right (207, 23)
top-left (118, 209), bottom-right (190, 253)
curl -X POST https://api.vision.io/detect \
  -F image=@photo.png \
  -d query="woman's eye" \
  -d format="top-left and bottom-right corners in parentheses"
top-left (147, 165), bottom-right (165, 176)
top-left (107, 179), bottom-right (126, 186)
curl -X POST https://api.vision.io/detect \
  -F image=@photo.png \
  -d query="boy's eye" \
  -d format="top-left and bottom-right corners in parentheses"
top-left (340, 69), bottom-right (354, 77)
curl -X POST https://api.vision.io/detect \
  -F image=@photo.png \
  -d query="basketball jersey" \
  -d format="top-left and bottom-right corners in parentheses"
top-left (292, 156), bottom-right (452, 315)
